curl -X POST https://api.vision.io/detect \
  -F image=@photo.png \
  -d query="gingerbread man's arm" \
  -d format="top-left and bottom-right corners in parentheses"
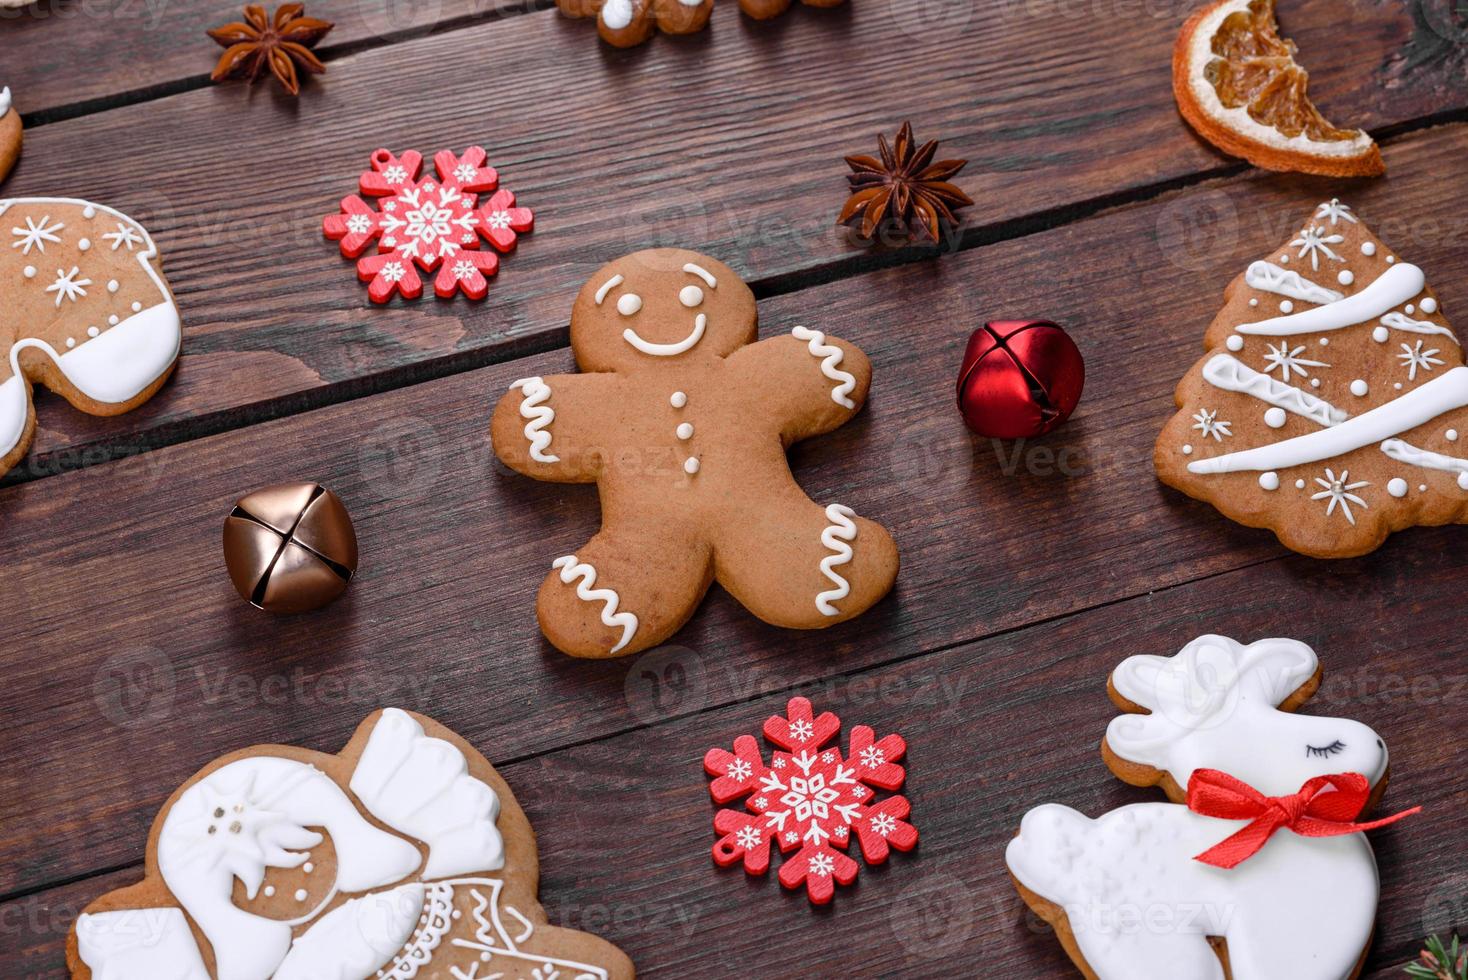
top-left (725, 326), bottom-right (873, 443)
top-left (491, 371), bottom-right (624, 483)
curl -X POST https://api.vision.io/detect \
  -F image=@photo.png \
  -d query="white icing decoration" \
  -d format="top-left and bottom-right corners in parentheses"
top-left (676, 422), bottom-right (693, 440)
top-left (600, 0), bottom-right (633, 29)
top-left (1012, 636), bottom-right (1386, 980)
top-left (349, 708), bottom-right (505, 881)
top-left (1264, 407), bottom-right (1287, 429)
top-left (510, 377), bottom-right (558, 463)
top-left (79, 237), bottom-right (92, 251)
top-left (442, 878), bottom-right (610, 980)
top-left (1181, 444), bottom-right (1192, 455)
top-left (1279, 300), bottom-right (1294, 314)
top-left (1421, 297), bottom-right (1439, 314)
top-left (670, 390), bottom-right (687, 408)
top-left (1379, 438), bottom-right (1468, 482)
top-left (1379, 311), bottom-right (1458, 345)
top-left (683, 457), bottom-right (699, 475)
top-left (1201, 355), bottom-right (1346, 428)
top-left (1398, 340), bottom-right (1445, 381)
top-left (1236, 263), bottom-right (1426, 337)
top-left (1350, 380), bottom-right (1368, 398)
top-left (1388, 478), bottom-right (1409, 498)
top-left (1189, 367), bottom-right (1468, 474)
top-left (0, 87), bottom-right (10, 118)
top-left (623, 313), bottom-right (706, 357)
top-left (616, 292), bottom-right (642, 317)
top-left (76, 908), bottom-right (211, 980)
top-left (293, 888), bottom-right (308, 902)
top-left (274, 883), bottom-right (423, 980)
top-left (683, 262), bottom-right (718, 288)
top-left (1338, 270), bottom-right (1353, 286)
top-left (157, 756), bottom-right (421, 980)
top-left (1315, 199), bottom-right (1358, 226)
top-left (1295, 479), bottom-right (1306, 489)
top-left (1361, 242), bottom-right (1376, 256)
top-left (679, 284), bottom-right (704, 307)
top-left (593, 273), bottom-right (623, 306)
top-left (1449, 429), bottom-right (1459, 441)
top-left (815, 504), bottom-right (858, 616)
top-left (1243, 261), bottom-right (1343, 306)
top-left (551, 555), bottom-right (638, 653)
top-left (21, 264), bottom-right (34, 278)
top-left (1259, 472), bottom-right (1280, 491)
top-left (791, 326), bottom-right (857, 409)
top-left (1226, 335), bottom-right (1244, 352)
top-left (1290, 225), bottom-right (1346, 270)
top-left (1373, 327), bottom-right (1390, 343)
top-left (10, 213), bottom-right (64, 255)
top-left (1311, 468), bottom-right (1369, 524)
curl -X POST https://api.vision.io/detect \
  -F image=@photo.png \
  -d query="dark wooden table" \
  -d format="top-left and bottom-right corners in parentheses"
top-left (1, 1), bottom-right (1465, 977)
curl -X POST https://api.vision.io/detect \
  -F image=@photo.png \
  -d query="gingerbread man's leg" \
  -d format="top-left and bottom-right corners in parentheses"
top-left (711, 475), bottom-right (897, 630)
top-left (536, 513), bottom-right (713, 658)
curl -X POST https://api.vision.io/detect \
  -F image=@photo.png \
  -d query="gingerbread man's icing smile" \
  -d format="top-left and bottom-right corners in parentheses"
top-left (491, 248), bottom-right (898, 658)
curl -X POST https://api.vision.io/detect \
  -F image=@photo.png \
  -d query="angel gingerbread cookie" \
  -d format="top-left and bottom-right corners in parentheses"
top-left (1157, 198), bottom-right (1467, 557)
top-left (555, 0), bottom-right (844, 47)
top-left (0, 86), bottom-right (19, 183)
top-left (68, 708), bottom-right (635, 980)
top-left (1008, 635), bottom-right (1415, 980)
top-left (3, 196), bottom-right (182, 480)
top-left (490, 248), bottom-right (898, 658)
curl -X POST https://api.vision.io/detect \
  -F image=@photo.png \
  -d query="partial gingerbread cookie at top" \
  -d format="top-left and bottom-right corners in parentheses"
top-left (1156, 198), bottom-right (1467, 557)
top-left (2, 197), bottom-right (182, 480)
top-left (0, 87), bottom-right (20, 183)
top-left (67, 708), bottom-right (636, 980)
top-left (555, 0), bottom-right (843, 47)
top-left (490, 248), bottom-right (898, 658)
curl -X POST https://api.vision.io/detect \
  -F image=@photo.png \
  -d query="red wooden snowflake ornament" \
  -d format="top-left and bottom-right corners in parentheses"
top-left (703, 696), bottom-right (918, 904)
top-left (323, 147), bottom-right (534, 304)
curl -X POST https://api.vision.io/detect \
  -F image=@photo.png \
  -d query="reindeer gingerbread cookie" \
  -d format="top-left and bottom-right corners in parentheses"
top-left (2, 195), bottom-right (182, 480)
top-left (490, 248), bottom-right (898, 658)
top-left (1008, 635), bottom-right (1415, 980)
top-left (0, 86), bottom-right (19, 183)
top-left (68, 709), bottom-right (634, 980)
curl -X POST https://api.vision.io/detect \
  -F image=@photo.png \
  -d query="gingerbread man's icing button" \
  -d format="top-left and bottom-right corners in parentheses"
top-left (671, 391), bottom-right (687, 408)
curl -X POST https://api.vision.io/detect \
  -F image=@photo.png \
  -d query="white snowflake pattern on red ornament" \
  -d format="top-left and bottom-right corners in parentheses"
top-left (323, 147), bottom-right (534, 303)
top-left (703, 696), bottom-right (918, 905)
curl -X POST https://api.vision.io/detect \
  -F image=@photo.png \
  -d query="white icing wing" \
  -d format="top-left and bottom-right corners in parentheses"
top-left (350, 708), bottom-right (506, 880)
top-left (274, 882), bottom-right (425, 980)
top-left (76, 908), bottom-right (211, 980)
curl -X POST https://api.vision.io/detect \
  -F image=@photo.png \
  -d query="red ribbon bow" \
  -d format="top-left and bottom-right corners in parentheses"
top-left (1186, 769), bottom-right (1421, 870)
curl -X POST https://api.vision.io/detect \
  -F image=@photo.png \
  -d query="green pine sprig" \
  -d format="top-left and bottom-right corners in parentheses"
top-left (1406, 934), bottom-right (1468, 980)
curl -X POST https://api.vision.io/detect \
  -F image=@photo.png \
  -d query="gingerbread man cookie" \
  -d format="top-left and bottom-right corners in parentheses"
top-left (68, 708), bottom-right (635, 980)
top-left (2, 197), bottom-right (182, 480)
top-left (0, 87), bottom-right (19, 184)
top-left (491, 249), bottom-right (898, 658)
top-left (1009, 635), bottom-right (1402, 980)
top-left (1156, 198), bottom-right (1467, 557)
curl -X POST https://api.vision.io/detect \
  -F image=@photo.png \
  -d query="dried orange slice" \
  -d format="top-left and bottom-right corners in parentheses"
top-left (1174, 0), bottom-right (1384, 177)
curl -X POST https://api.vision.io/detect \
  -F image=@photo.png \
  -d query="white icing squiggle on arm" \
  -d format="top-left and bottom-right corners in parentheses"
top-left (510, 377), bottom-right (558, 463)
top-left (791, 326), bottom-right (856, 409)
top-left (1201, 354), bottom-right (1347, 427)
top-left (552, 555), bottom-right (638, 653)
top-left (816, 504), bottom-right (857, 616)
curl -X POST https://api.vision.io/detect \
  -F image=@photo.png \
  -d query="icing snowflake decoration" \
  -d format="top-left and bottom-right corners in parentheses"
top-left (323, 147), bottom-right (534, 303)
top-left (11, 214), bottom-right (65, 255)
top-left (1191, 408), bottom-right (1232, 441)
top-left (1314, 198), bottom-right (1358, 226)
top-left (1290, 225), bottom-right (1345, 270)
top-left (703, 697), bottom-right (917, 905)
top-left (1262, 341), bottom-right (1328, 380)
top-left (1398, 340), bottom-right (1444, 382)
top-left (1312, 468), bottom-right (1369, 525)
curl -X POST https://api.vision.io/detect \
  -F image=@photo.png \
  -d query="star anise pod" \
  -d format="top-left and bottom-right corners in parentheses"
top-left (208, 4), bottom-right (334, 96)
top-left (839, 121), bottom-right (974, 244)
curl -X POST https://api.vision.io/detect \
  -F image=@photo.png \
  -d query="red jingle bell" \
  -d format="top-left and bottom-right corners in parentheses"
top-left (957, 320), bottom-right (1084, 439)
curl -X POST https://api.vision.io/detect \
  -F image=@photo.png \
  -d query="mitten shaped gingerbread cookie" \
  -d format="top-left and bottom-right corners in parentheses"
top-left (0, 87), bottom-right (19, 183)
top-left (68, 709), bottom-right (635, 980)
top-left (491, 248), bottom-right (898, 658)
top-left (2, 197), bottom-right (182, 479)
top-left (1156, 198), bottom-right (1467, 557)
top-left (1009, 635), bottom-right (1408, 980)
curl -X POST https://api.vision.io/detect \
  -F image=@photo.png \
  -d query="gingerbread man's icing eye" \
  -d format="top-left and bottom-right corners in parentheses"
top-left (617, 293), bottom-right (643, 316)
top-left (679, 285), bottom-right (704, 308)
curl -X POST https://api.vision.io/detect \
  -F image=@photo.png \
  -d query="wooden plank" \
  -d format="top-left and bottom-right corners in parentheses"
top-left (5, 119), bottom-right (1468, 894)
top-left (5, 0), bottom-right (1462, 478)
top-left (0, 0), bottom-right (486, 116)
top-left (3, 552), bottom-right (1463, 974)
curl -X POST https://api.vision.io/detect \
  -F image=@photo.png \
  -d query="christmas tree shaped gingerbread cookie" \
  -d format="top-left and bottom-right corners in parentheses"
top-left (490, 248), bottom-right (898, 658)
top-left (1156, 199), bottom-right (1467, 557)
top-left (68, 709), bottom-right (634, 980)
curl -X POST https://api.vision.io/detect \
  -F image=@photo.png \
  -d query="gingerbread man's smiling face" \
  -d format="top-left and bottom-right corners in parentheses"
top-left (570, 248), bottom-right (758, 373)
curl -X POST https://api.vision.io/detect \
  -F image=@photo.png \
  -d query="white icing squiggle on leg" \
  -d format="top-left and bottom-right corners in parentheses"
top-left (552, 555), bottom-right (638, 653)
top-left (792, 326), bottom-right (857, 409)
top-left (816, 504), bottom-right (858, 616)
top-left (510, 377), bottom-right (558, 463)
top-left (1202, 354), bottom-right (1347, 427)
